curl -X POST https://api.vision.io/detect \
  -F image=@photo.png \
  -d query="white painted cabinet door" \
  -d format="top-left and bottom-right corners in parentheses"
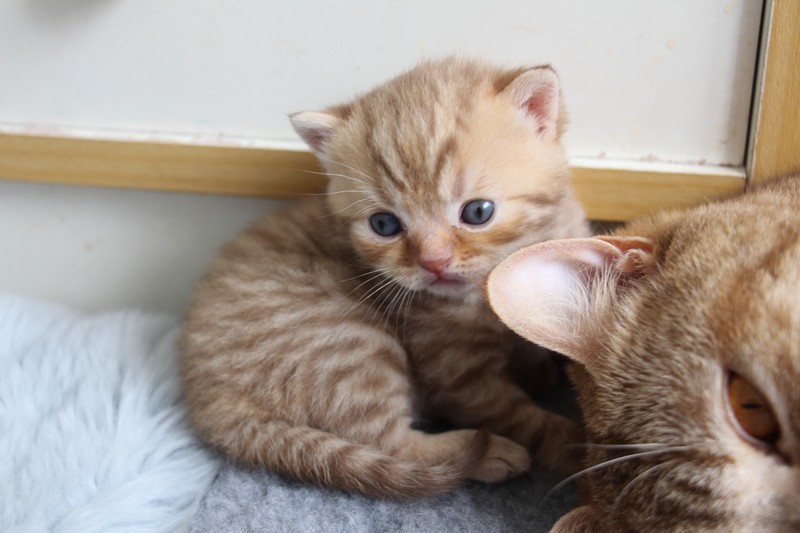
top-left (0, 0), bottom-right (761, 165)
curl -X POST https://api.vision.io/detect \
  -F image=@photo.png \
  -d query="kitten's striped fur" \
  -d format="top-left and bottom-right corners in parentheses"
top-left (181, 58), bottom-right (589, 498)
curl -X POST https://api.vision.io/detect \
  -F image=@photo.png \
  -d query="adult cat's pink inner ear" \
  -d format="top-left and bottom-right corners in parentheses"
top-left (487, 237), bottom-right (656, 365)
top-left (487, 239), bottom-right (604, 363)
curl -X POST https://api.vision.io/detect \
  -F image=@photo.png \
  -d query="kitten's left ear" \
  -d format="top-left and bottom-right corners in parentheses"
top-left (487, 236), bottom-right (657, 366)
top-left (500, 66), bottom-right (562, 141)
top-left (289, 111), bottom-right (343, 157)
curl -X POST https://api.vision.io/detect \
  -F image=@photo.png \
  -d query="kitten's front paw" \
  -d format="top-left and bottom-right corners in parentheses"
top-left (471, 434), bottom-right (531, 483)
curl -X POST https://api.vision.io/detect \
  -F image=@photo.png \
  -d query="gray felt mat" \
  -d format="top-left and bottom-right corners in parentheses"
top-left (190, 462), bottom-right (576, 533)
top-left (189, 377), bottom-right (579, 533)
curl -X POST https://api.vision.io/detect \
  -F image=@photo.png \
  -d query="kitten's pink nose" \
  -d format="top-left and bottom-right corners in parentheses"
top-left (419, 256), bottom-right (452, 275)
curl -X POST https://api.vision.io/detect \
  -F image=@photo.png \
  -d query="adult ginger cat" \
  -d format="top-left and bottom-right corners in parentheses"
top-left (181, 58), bottom-right (589, 498)
top-left (489, 176), bottom-right (800, 531)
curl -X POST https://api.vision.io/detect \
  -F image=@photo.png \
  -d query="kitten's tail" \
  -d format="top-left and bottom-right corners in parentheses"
top-left (212, 418), bottom-right (490, 499)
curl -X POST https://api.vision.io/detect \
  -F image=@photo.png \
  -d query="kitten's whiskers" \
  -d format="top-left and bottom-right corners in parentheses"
top-left (303, 189), bottom-right (368, 197)
top-left (331, 267), bottom-right (401, 326)
top-left (376, 282), bottom-right (406, 330)
top-left (347, 268), bottom-right (419, 332)
top-left (342, 269), bottom-right (399, 305)
top-left (396, 284), bottom-right (416, 333)
top-left (318, 197), bottom-right (376, 219)
top-left (338, 267), bottom-right (397, 285)
top-left (288, 166), bottom-right (372, 188)
top-left (342, 203), bottom-right (381, 225)
top-left (317, 155), bottom-right (378, 184)
top-left (353, 276), bottom-right (399, 311)
top-left (379, 278), bottom-right (417, 332)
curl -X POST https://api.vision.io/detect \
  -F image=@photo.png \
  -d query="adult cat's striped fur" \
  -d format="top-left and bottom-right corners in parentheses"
top-left (181, 58), bottom-right (589, 498)
top-left (489, 176), bottom-right (800, 531)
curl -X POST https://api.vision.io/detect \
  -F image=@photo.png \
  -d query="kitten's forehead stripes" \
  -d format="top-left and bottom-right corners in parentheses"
top-left (361, 104), bottom-right (408, 196)
top-left (369, 141), bottom-right (408, 196)
top-left (367, 130), bottom-right (462, 204)
top-left (351, 66), bottom-right (486, 199)
top-left (433, 136), bottom-right (457, 185)
top-left (508, 190), bottom-right (565, 208)
top-left (451, 167), bottom-right (465, 201)
top-left (390, 134), bottom-right (428, 190)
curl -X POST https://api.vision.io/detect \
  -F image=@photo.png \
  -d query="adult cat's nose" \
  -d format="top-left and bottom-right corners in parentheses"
top-left (419, 256), bottom-right (452, 275)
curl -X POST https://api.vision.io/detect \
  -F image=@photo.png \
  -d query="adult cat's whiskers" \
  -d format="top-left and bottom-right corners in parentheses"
top-left (608, 458), bottom-right (680, 519)
top-left (570, 443), bottom-right (674, 451)
top-left (546, 444), bottom-right (693, 498)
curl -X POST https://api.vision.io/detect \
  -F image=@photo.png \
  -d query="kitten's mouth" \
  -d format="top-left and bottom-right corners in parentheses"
top-left (426, 273), bottom-right (472, 292)
top-left (414, 269), bottom-right (474, 294)
top-left (431, 276), bottom-right (464, 286)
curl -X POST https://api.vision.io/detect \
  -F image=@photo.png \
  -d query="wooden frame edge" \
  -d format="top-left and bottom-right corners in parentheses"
top-left (747, 0), bottom-right (800, 185)
top-left (0, 133), bottom-right (325, 197)
top-left (571, 164), bottom-right (744, 221)
top-left (0, 132), bottom-right (744, 221)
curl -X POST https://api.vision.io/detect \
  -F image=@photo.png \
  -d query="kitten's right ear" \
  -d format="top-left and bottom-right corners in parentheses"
top-left (289, 111), bottom-right (342, 156)
top-left (487, 236), bottom-right (656, 366)
top-left (500, 66), bottom-right (562, 141)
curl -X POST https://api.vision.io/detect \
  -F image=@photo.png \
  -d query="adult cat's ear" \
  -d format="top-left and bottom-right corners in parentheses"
top-left (487, 236), bottom-right (656, 365)
top-left (499, 66), bottom-right (562, 141)
top-left (289, 111), bottom-right (343, 156)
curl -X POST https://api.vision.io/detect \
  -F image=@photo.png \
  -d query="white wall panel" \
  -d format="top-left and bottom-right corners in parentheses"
top-left (1, 0), bottom-right (762, 165)
top-left (0, 179), bottom-right (282, 313)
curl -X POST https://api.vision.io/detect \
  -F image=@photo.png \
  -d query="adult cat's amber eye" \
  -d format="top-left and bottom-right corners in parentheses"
top-left (727, 373), bottom-right (780, 444)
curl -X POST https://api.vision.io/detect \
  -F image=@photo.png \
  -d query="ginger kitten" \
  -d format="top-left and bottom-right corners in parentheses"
top-left (489, 176), bottom-right (800, 531)
top-left (181, 58), bottom-right (589, 499)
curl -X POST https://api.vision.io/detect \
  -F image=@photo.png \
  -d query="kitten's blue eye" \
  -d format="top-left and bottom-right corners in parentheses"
top-left (369, 212), bottom-right (402, 237)
top-left (460, 199), bottom-right (495, 225)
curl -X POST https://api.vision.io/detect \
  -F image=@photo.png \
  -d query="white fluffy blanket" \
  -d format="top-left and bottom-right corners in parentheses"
top-left (0, 296), bottom-right (220, 533)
